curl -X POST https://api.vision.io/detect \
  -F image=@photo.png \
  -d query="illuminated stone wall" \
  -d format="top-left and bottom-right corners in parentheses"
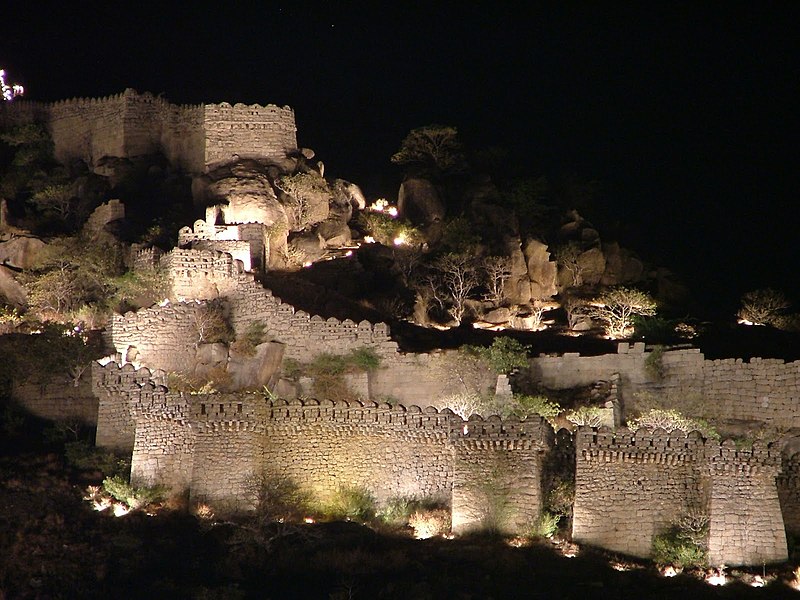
top-left (0, 90), bottom-right (296, 172)
top-left (530, 344), bottom-right (800, 429)
top-left (572, 426), bottom-right (788, 566)
top-left (99, 363), bottom-right (549, 530)
top-left (203, 102), bottom-right (297, 167)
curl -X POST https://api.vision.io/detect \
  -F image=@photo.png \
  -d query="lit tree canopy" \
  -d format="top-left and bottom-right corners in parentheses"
top-left (391, 125), bottom-right (466, 177)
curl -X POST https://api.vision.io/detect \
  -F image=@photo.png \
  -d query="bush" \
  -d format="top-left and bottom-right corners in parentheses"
top-left (247, 471), bottom-right (312, 522)
top-left (347, 347), bottom-right (381, 371)
top-left (565, 406), bottom-right (606, 427)
top-left (629, 409), bottom-right (719, 440)
top-left (511, 394), bottom-right (562, 426)
top-left (102, 475), bottom-right (166, 510)
top-left (737, 288), bottom-right (791, 326)
top-left (230, 321), bottom-right (266, 357)
top-left (362, 212), bottom-right (423, 247)
top-left (644, 345), bottom-right (666, 380)
top-left (652, 514), bottom-right (709, 568)
top-left (380, 495), bottom-right (448, 527)
top-left (65, 440), bottom-right (130, 477)
top-left (462, 336), bottom-right (530, 374)
top-left (546, 481), bottom-right (575, 518)
top-left (529, 511), bottom-right (561, 539)
top-left (408, 508), bottom-right (451, 539)
top-left (323, 485), bottom-right (376, 522)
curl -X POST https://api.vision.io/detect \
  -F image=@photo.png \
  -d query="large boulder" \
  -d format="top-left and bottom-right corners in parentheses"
top-left (206, 172), bottom-right (286, 226)
top-left (0, 236), bottom-right (46, 269)
top-left (398, 178), bottom-right (445, 226)
top-left (601, 242), bottom-right (644, 286)
top-left (523, 239), bottom-right (558, 300)
top-left (506, 241), bottom-right (532, 305)
top-left (315, 219), bottom-right (352, 247)
top-left (0, 265), bottom-right (26, 306)
top-left (577, 247), bottom-right (606, 286)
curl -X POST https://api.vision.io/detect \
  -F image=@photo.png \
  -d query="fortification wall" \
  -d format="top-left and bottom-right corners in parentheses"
top-left (572, 427), bottom-right (707, 558)
top-left (93, 363), bottom-right (167, 450)
top-left (203, 102), bottom-right (297, 166)
top-left (530, 345), bottom-right (800, 429)
top-left (108, 302), bottom-right (204, 375)
top-left (706, 441), bottom-right (787, 565)
top-left (778, 451), bottom-right (800, 535)
top-left (572, 426), bottom-right (788, 566)
top-left (12, 376), bottom-right (97, 424)
top-left (160, 248), bottom-right (244, 300)
top-left (48, 92), bottom-right (128, 166)
top-left (0, 91), bottom-right (293, 173)
top-left (229, 277), bottom-right (398, 361)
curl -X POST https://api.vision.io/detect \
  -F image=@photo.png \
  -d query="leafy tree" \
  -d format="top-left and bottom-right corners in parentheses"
top-left (589, 287), bottom-right (657, 338)
top-left (22, 236), bottom-right (126, 321)
top-left (391, 125), bottom-right (466, 177)
top-left (463, 336), bottom-right (530, 374)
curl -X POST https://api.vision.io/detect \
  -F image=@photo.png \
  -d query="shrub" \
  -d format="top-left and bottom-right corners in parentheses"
top-left (307, 353), bottom-right (348, 376)
top-left (247, 471), bottom-right (312, 522)
top-left (193, 302), bottom-right (234, 344)
top-left (462, 336), bottom-right (530, 374)
top-left (362, 212), bottom-right (423, 247)
top-left (629, 408), bottom-right (719, 440)
top-left (737, 288), bottom-right (791, 326)
top-left (380, 495), bottom-right (448, 527)
top-left (511, 394), bottom-right (562, 426)
top-left (347, 347), bottom-right (381, 371)
top-left (324, 485), bottom-right (376, 522)
top-left (529, 511), bottom-right (561, 539)
top-left (408, 508), bottom-right (451, 539)
top-left (102, 475), bottom-right (166, 510)
top-left (565, 406), bottom-right (606, 427)
top-left (644, 345), bottom-right (666, 380)
top-left (65, 440), bottom-right (130, 477)
top-left (443, 392), bottom-right (485, 420)
top-left (546, 481), bottom-right (575, 518)
top-left (652, 513), bottom-right (709, 568)
top-left (230, 321), bottom-right (266, 357)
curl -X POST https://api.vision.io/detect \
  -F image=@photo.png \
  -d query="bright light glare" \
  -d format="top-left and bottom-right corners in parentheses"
top-left (0, 69), bottom-right (24, 101)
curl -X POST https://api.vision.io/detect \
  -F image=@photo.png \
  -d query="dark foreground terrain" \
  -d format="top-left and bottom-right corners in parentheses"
top-left (1, 415), bottom-right (799, 600)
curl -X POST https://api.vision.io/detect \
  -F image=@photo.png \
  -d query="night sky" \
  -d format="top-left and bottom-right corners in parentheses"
top-left (2, 4), bottom-right (799, 307)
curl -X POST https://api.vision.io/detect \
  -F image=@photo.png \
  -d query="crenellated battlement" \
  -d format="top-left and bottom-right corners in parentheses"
top-left (0, 89), bottom-right (297, 173)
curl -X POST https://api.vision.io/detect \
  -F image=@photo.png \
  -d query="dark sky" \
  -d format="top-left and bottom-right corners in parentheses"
top-left (2, 3), bottom-right (799, 305)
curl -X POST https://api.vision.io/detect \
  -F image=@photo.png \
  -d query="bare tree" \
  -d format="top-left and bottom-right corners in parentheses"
top-left (482, 255), bottom-right (512, 306)
top-left (427, 253), bottom-right (481, 325)
top-left (275, 173), bottom-right (329, 231)
top-left (554, 241), bottom-right (584, 287)
top-left (737, 288), bottom-right (791, 326)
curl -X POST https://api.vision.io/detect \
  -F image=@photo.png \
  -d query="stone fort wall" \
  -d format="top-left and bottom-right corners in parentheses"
top-left (0, 90), bottom-right (297, 172)
top-left (94, 361), bottom-right (792, 565)
top-left (530, 344), bottom-right (800, 429)
top-left (573, 426), bottom-right (788, 566)
top-left (101, 360), bottom-right (552, 533)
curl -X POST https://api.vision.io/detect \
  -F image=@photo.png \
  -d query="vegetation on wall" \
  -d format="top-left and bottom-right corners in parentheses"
top-left (462, 336), bottom-right (530, 375)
